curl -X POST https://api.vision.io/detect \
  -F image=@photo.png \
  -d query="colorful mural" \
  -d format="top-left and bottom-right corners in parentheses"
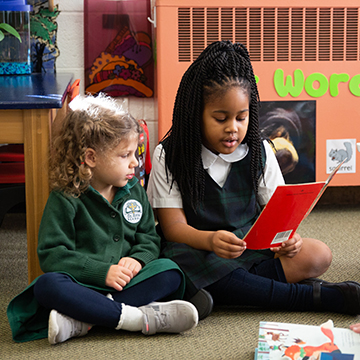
top-left (84, 0), bottom-right (154, 98)
top-left (86, 25), bottom-right (153, 97)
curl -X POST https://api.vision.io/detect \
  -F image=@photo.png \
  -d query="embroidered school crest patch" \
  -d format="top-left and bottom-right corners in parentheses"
top-left (123, 200), bottom-right (143, 224)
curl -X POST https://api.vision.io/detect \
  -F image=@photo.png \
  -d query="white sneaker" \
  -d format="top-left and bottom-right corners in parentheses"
top-left (139, 300), bottom-right (198, 335)
top-left (48, 309), bottom-right (91, 344)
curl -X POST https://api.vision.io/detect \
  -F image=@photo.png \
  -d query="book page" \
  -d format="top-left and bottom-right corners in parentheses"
top-left (257, 321), bottom-right (360, 360)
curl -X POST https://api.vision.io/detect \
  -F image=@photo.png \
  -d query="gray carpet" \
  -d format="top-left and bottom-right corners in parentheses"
top-left (1, 204), bottom-right (360, 359)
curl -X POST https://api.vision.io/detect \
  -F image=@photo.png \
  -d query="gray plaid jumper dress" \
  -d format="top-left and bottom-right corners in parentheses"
top-left (160, 143), bottom-right (274, 295)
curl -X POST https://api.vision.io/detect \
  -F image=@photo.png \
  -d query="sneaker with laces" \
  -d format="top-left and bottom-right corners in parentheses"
top-left (48, 309), bottom-right (91, 344)
top-left (139, 300), bottom-right (198, 335)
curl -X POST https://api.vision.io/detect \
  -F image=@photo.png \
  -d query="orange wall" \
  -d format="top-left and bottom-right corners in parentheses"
top-left (155, 1), bottom-right (360, 184)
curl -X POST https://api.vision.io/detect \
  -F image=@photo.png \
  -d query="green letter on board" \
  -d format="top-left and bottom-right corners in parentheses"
top-left (274, 69), bottom-right (304, 97)
top-left (329, 73), bottom-right (350, 97)
top-left (349, 74), bottom-right (360, 96)
top-left (304, 73), bottom-right (328, 97)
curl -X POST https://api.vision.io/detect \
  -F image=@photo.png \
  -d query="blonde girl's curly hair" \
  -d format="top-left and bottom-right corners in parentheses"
top-left (49, 94), bottom-right (141, 197)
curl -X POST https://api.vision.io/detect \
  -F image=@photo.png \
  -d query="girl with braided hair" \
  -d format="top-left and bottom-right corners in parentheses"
top-left (147, 41), bottom-right (360, 320)
top-left (7, 94), bottom-right (198, 345)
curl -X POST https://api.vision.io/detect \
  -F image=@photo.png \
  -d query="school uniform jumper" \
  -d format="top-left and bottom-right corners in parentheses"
top-left (160, 143), bottom-right (274, 295)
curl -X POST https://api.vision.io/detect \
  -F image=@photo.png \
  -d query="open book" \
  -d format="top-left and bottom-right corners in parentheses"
top-left (244, 160), bottom-right (345, 250)
top-left (255, 320), bottom-right (360, 360)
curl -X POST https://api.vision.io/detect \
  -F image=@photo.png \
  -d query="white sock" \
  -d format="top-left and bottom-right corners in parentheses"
top-left (116, 304), bottom-right (143, 331)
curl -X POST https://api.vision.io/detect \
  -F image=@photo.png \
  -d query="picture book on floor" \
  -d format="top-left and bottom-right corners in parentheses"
top-left (244, 160), bottom-right (345, 250)
top-left (255, 320), bottom-right (360, 360)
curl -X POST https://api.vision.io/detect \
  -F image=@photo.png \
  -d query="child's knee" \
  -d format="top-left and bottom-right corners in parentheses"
top-left (156, 270), bottom-right (182, 293)
top-left (323, 244), bottom-right (333, 266)
top-left (33, 272), bottom-right (64, 303)
top-left (314, 241), bottom-right (332, 270)
top-left (304, 239), bottom-right (332, 275)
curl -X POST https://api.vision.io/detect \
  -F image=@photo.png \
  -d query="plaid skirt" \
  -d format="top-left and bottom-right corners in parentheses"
top-left (161, 241), bottom-right (273, 297)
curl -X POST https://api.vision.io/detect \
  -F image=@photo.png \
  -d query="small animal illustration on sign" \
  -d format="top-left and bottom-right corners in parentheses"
top-left (329, 142), bottom-right (352, 163)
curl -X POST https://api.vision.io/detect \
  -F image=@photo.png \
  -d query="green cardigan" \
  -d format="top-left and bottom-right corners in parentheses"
top-left (7, 178), bottom-right (185, 342)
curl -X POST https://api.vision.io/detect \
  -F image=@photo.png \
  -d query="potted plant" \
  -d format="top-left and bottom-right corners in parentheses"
top-left (0, 23), bottom-right (21, 42)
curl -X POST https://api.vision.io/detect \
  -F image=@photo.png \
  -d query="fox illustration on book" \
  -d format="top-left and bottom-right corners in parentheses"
top-left (329, 141), bottom-right (352, 164)
top-left (281, 320), bottom-right (342, 360)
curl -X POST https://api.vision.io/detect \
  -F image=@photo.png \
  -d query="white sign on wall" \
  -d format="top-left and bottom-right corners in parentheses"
top-left (326, 139), bottom-right (356, 174)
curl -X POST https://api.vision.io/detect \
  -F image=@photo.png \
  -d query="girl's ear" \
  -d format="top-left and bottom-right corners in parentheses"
top-left (84, 148), bottom-right (96, 168)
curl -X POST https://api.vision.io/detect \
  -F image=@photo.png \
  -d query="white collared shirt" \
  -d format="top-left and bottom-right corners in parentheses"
top-left (147, 140), bottom-right (284, 209)
top-left (201, 143), bottom-right (249, 188)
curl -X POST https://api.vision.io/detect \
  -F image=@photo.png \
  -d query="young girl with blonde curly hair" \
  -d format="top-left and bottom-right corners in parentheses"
top-left (7, 94), bottom-right (197, 345)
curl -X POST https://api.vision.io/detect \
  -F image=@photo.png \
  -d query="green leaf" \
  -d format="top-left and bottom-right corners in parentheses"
top-left (0, 30), bottom-right (4, 42)
top-left (0, 23), bottom-right (22, 42)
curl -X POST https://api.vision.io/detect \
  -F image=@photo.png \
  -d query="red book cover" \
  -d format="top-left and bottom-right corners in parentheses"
top-left (244, 161), bottom-right (344, 250)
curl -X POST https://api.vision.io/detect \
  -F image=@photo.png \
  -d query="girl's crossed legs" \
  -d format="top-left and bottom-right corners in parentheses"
top-left (34, 270), bottom-right (198, 343)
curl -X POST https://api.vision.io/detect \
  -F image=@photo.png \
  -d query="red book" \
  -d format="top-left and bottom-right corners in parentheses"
top-left (244, 161), bottom-right (344, 250)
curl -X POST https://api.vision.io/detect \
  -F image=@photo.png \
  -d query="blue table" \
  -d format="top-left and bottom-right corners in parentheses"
top-left (0, 73), bottom-right (73, 283)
